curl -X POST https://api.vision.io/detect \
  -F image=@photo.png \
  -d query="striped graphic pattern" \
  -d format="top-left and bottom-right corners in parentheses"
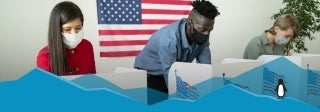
top-left (175, 70), bottom-right (199, 100)
top-left (263, 67), bottom-right (285, 95)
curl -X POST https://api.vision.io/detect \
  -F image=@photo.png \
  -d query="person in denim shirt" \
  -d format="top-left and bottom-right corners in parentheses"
top-left (134, 0), bottom-right (220, 104)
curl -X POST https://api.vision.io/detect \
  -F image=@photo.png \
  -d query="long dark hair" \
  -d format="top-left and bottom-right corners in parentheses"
top-left (48, 1), bottom-right (84, 75)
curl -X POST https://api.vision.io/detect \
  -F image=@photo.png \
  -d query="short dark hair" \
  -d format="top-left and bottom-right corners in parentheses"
top-left (191, 0), bottom-right (220, 19)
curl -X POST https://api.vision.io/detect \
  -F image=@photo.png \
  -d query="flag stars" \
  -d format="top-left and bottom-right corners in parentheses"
top-left (98, 0), bottom-right (141, 24)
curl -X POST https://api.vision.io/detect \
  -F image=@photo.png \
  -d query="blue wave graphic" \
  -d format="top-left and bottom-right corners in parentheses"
top-left (0, 68), bottom-right (319, 111)
top-left (70, 74), bottom-right (148, 104)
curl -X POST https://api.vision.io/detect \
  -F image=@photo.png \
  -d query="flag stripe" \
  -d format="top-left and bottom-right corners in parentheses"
top-left (142, 19), bottom-right (180, 24)
top-left (99, 35), bottom-right (151, 41)
top-left (100, 40), bottom-right (148, 46)
top-left (100, 45), bottom-right (145, 52)
top-left (142, 9), bottom-right (191, 15)
top-left (142, 14), bottom-right (188, 20)
top-left (99, 24), bottom-right (166, 30)
top-left (100, 51), bottom-right (141, 57)
top-left (142, 3), bottom-right (192, 11)
top-left (142, 0), bottom-right (192, 5)
top-left (99, 30), bottom-right (156, 35)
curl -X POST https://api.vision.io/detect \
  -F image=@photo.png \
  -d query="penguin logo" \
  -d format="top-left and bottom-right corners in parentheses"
top-left (275, 79), bottom-right (287, 99)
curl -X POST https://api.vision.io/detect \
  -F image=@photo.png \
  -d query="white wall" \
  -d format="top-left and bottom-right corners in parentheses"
top-left (0, 0), bottom-right (319, 81)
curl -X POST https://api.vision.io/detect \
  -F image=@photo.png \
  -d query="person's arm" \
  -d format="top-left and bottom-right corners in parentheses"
top-left (36, 47), bottom-right (51, 72)
top-left (159, 40), bottom-right (177, 84)
top-left (243, 41), bottom-right (262, 60)
top-left (87, 40), bottom-right (96, 74)
top-left (196, 42), bottom-right (211, 64)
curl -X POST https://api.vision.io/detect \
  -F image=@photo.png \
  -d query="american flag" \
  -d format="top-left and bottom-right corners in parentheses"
top-left (307, 69), bottom-right (320, 96)
top-left (175, 70), bottom-right (199, 100)
top-left (263, 67), bottom-right (285, 95)
top-left (96, 0), bottom-right (192, 57)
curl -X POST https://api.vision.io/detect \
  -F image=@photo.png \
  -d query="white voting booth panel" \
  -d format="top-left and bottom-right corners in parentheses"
top-left (213, 58), bottom-right (263, 77)
top-left (61, 67), bottom-right (147, 89)
top-left (168, 59), bottom-right (263, 100)
top-left (168, 62), bottom-right (213, 95)
top-left (258, 54), bottom-right (320, 107)
top-left (103, 67), bottom-right (147, 89)
top-left (61, 67), bottom-right (147, 103)
top-left (212, 58), bottom-right (264, 94)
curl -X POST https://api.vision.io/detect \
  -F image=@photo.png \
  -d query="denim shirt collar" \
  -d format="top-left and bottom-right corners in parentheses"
top-left (180, 18), bottom-right (192, 50)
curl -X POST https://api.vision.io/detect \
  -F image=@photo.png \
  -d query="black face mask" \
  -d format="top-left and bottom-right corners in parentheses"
top-left (192, 27), bottom-right (209, 45)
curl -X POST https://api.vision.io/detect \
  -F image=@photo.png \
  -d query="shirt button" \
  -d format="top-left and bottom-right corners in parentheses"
top-left (76, 67), bottom-right (79, 71)
top-left (71, 50), bottom-right (75, 54)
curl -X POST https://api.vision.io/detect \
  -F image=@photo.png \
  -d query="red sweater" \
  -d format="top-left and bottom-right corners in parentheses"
top-left (37, 39), bottom-right (96, 75)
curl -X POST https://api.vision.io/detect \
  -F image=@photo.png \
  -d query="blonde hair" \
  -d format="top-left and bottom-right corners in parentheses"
top-left (266, 14), bottom-right (299, 38)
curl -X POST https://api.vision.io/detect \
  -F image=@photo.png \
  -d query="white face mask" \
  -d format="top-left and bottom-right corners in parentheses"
top-left (62, 30), bottom-right (83, 49)
top-left (274, 35), bottom-right (289, 45)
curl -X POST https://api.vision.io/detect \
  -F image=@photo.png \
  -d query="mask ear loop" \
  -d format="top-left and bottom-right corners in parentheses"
top-left (189, 19), bottom-right (194, 34)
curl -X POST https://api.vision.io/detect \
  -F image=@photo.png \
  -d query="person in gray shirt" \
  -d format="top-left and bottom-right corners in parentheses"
top-left (134, 0), bottom-right (220, 104)
top-left (243, 14), bottom-right (299, 60)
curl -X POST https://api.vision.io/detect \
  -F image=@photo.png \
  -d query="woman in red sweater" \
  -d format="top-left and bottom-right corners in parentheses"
top-left (37, 1), bottom-right (96, 75)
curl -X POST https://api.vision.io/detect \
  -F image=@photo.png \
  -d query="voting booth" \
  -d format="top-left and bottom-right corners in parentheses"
top-left (212, 58), bottom-right (264, 94)
top-left (168, 62), bottom-right (213, 100)
top-left (258, 54), bottom-right (320, 107)
top-left (168, 58), bottom-right (264, 100)
top-left (168, 55), bottom-right (320, 108)
top-left (61, 67), bottom-right (148, 104)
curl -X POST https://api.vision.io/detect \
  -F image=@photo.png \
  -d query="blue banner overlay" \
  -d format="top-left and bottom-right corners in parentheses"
top-left (0, 56), bottom-right (320, 111)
